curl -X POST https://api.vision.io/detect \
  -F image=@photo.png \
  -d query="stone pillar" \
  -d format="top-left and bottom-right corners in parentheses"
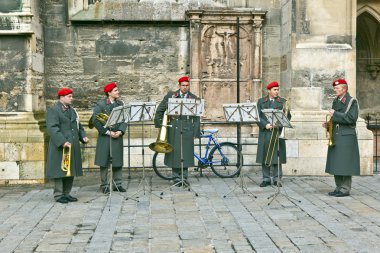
top-left (188, 11), bottom-right (202, 97)
top-left (0, 0), bottom-right (46, 183)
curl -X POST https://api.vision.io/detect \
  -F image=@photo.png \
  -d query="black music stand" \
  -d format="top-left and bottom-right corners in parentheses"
top-left (222, 103), bottom-right (260, 198)
top-left (261, 109), bottom-right (300, 205)
top-left (126, 102), bottom-right (162, 201)
top-left (103, 105), bottom-right (129, 210)
top-left (160, 98), bottom-right (204, 196)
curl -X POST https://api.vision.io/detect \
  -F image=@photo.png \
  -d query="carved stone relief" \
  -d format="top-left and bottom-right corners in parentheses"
top-left (187, 10), bottom-right (265, 120)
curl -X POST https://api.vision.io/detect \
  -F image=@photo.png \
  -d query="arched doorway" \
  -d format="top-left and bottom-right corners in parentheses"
top-left (357, 5), bottom-right (380, 171)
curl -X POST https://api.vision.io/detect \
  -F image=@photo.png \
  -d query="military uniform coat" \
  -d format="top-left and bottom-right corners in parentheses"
top-left (93, 98), bottom-right (127, 168)
top-left (46, 102), bottom-right (86, 179)
top-left (256, 96), bottom-right (291, 165)
top-left (154, 90), bottom-right (201, 168)
top-left (325, 92), bottom-right (360, 176)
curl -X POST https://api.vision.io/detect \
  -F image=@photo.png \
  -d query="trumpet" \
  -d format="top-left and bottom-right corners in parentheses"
top-left (325, 114), bottom-right (335, 147)
top-left (61, 145), bottom-right (71, 176)
top-left (149, 113), bottom-right (173, 153)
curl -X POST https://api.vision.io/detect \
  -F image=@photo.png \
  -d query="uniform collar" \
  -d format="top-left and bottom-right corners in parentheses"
top-left (106, 98), bottom-right (116, 105)
top-left (59, 102), bottom-right (70, 112)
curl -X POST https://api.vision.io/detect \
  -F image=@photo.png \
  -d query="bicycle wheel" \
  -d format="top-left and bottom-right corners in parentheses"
top-left (152, 152), bottom-right (176, 180)
top-left (208, 142), bottom-right (242, 178)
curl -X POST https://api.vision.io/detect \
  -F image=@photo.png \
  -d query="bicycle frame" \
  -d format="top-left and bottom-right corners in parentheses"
top-left (194, 132), bottom-right (224, 166)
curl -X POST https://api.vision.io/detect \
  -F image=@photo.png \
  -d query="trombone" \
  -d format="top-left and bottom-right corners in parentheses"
top-left (325, 114), bottom-right (335, 147)
top-left (264, 126), bottom-right (279, 167)
top-left (61, 145), bottom-right (71, 176)
top-left (264, 99), bottom-right (290, 167)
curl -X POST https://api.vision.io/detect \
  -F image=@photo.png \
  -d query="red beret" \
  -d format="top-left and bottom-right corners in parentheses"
top-left (57, 88), bottom-right (73, 97)
top-left (104, 82), bottom-right (117, 93)
top-left (266, 81), bottom-right (279, 90)
top-left (332, 79), bottom-right (347, 86)
top-left (178, 76), bottom-right (189, 83)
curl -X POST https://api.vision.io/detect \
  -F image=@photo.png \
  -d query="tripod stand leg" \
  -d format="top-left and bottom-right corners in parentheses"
top-left (223, 155), bottom-right (256, 198)
top-left (126, 120), bottom-right (162, 201)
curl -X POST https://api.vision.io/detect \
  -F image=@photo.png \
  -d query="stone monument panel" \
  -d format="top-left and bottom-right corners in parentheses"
top-left (188, 10), bottom-right (266, 121)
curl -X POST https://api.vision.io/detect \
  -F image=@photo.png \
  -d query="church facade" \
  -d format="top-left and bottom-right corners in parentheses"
top-left (0, 0), bottom-right (377, 182)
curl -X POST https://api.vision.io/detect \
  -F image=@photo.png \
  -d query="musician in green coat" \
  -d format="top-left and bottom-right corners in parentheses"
top-left (154, 76), bottom-right (201, 186)
top-left (92, 82), bottom-right (127, 194)
top-left (46, 88), bottom-right (89, 203)
top-left (256, 81), bottom-right (291, 187)
top-left (324, 79), bottom-right (360, 197)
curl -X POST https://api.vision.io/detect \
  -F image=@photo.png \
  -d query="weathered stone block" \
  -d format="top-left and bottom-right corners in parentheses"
top-left (0, 161), bottom-right (19, 180)
top-left (19, 161), bottom-right (45, 179)
top-left (95, 40), bottom-right (140, 56)
top-left (291, 87), bottom-right (322, 111)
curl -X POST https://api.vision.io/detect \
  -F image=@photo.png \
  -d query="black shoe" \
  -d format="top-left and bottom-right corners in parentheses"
top-left (273, 181), bottom-right (282, 187)
top-left (65, 195), bottom-right (78, 202)
top-left (113, 186), bottom-right (126, 192)
top-left (102, 187), bottom-right (110, 194)
top-left (260, 181), bottom-right (271, 187)
top-left (335, 191), bottom-right (350, 197)
top-left (328, 190), bottom-right (338, 196)
top-left (56, 196), bottom-right (68, 204)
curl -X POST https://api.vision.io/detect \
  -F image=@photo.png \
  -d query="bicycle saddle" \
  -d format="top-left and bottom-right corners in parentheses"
top-left (202, 129), bottom-right (219, 134)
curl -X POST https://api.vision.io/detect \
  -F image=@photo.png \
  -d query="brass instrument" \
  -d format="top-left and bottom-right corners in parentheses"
top-left (279, 99), bottom-right (290, 139)
top-left (264, 127), bottom-right (279, 167)
top-left (326, 114), bottom-right (335, 147)
top-left (264, 98), bottom-right (289, 166)
top-left (149, 113), bottom-right (173, 153)
top-left (88, 112), bottom-right (109, 129)
top-left (96, 113), bottom-right (109, 126)
top-left (61, 145), bottom-right (71, 176)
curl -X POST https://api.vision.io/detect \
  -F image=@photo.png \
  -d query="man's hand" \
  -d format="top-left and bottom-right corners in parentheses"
top-left (265, 123), bottom-right (273, 130)
top-left (63, 142), bottom-right (71, 148)
top-left (82, 137), bottom-right (89, 143)
top-left (111, 131), bottom-right (122, 138)
top-left (328, 109), bottom-right (335, 116)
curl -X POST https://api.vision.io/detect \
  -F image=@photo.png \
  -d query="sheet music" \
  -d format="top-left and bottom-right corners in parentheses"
top-left (104, 105), bottom-right (128, 128)
top-left (223, 103), bottom-right (260, 123)
top-left (129, 102), bottom-right (156, 122)
top-left (261, 109), bottom-right (292, 128)
top-left (167, 98), bottom-right (204, 117)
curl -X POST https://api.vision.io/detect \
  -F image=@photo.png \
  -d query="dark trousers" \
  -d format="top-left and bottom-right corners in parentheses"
top-left (54, 177), bottom-right (74, 200)
top-left (172, 168), bottom-right (188, 179)
top-left (262, 164), bottom-right (282, 182)
top-left (100, 166), bottom-right (123, 189)
top-left (334, 175), bottom-right (352, 193)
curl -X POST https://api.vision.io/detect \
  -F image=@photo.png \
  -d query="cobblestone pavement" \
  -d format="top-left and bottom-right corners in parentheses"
top-left (1, 169), bottom-right (380, 253)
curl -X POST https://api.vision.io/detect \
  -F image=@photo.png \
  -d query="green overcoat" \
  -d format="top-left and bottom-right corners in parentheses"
top-left (325, 93), bottom-right (360, 176)
top-left (46, 102), bottom-right (87, 179)
top-left (256, 96), bottom-right (291, 165)
top-left (92, 98), bottom-right (127, 168)
top-left (154, 90), bottom-right (201, 168)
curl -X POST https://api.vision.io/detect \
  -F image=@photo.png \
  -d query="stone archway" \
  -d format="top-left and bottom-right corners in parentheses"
top-left (357, 6), bottom-right (380, 117)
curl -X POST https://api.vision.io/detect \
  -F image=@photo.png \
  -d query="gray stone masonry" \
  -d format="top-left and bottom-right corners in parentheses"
top-left (1, 169), bottom-right (380, 252)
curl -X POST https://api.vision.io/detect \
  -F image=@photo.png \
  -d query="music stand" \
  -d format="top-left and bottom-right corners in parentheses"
top-left (125, 102), bottom-right (162, 201)
top-left (103, 105), bottom-right (130, 210)
top-left (222, 103), bottom-right (260, 199)
top-left (160, 98), bottom-right (204, 196)
top-left (261, 109), bottom-right (300, 205)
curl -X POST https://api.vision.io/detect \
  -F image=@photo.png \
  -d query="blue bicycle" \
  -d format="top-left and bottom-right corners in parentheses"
top-left (152, 129), bottom-right (243, 180)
